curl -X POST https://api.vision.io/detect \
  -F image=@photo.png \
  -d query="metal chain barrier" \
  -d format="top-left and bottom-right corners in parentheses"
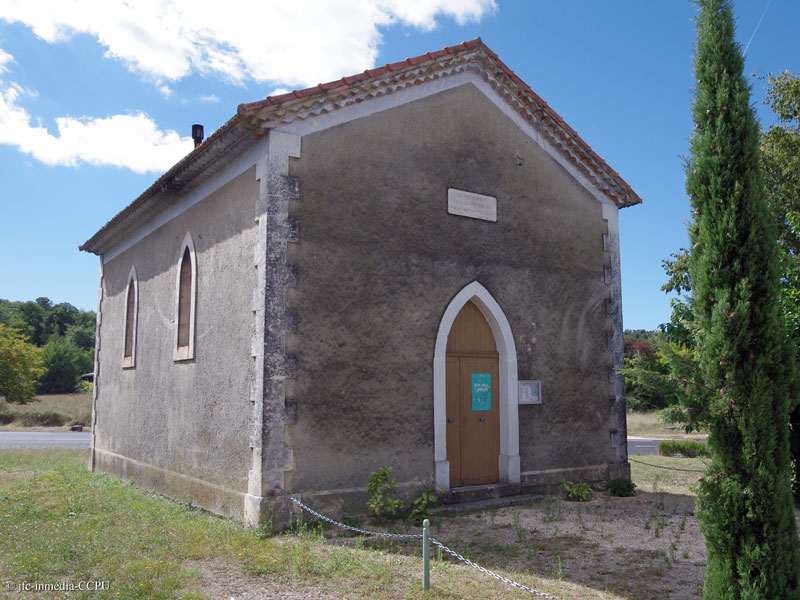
top-left (629, 457), bottom-right (704, 473)
top-left (289, 496), bottom-right (422, 539)
top-left (289, 496), bottom-right (563, 600)
top-left (428, 537), bottom-right (562, 599)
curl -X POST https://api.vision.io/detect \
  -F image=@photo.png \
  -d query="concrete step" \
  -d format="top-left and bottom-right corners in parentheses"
top-left (438, 482), bottom-right (521, 505)
top-left (431, 492), bottom-right (542, 515)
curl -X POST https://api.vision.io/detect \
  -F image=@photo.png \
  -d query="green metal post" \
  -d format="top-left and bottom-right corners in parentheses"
top-left (422, 518), bottom-right (430, 591)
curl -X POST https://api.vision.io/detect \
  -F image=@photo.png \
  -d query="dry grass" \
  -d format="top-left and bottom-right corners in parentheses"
top-left (627, 410), bottom-right (708, 440)
top-left (0, 450), bottom-right (717, 600)
top-left (0, 393), bottom-right (91, 430)
top-left (630, 454), bottom-right (705, 496)
top-left (0, 450), bottom-right (631, 600)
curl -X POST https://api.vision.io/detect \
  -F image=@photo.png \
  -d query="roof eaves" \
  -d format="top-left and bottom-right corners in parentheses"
top-left (80, 113), bottom-right (255, 255)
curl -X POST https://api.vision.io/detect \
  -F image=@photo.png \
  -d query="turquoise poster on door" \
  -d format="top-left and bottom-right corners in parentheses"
top-left (471, 373), bottom-right (491, 411)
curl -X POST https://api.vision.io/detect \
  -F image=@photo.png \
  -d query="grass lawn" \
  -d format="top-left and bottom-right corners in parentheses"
top-left (0, 394), bottom-right (92, 429)
top-left (629, 454), bottom-right (704, 496)
top-left (626, 410), bottom-right (708, 440)
top-left (0, 449), bottom-right (712, 599)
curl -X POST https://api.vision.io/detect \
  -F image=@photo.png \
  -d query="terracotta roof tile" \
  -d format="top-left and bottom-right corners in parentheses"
top-left (237, 39), bottom-right (482, 114)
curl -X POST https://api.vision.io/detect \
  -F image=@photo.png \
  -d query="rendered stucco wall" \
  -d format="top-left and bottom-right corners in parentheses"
top-left (286, 83), bottom-right (624, 502)
top-left (93, 167), bottom-right (258, 518)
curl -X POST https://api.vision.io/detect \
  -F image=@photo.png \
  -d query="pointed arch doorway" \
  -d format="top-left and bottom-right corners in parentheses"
top-left (433, 282), bottom-right (520, 492)
top-left (446, 301), bottom-right (500, 486)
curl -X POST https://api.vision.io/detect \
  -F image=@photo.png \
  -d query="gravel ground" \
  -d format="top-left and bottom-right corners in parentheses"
top-left (184, 491), bottom-right (707, 600)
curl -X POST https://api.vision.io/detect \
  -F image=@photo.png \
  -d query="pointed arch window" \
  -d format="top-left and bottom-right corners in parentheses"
top-left (174, 233), bottom-right (197, 361)
top-left (122, 266), bottom-right (138, 368)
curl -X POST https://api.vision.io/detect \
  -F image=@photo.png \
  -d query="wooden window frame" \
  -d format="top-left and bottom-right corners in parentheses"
top-left (122, 265), bottom-right (138, 368)
top-left (174, 233), bottom-right (197, 361)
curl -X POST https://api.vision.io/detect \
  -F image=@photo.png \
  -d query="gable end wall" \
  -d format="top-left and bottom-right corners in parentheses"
top-left (282, 83), bottom-right (627, 514)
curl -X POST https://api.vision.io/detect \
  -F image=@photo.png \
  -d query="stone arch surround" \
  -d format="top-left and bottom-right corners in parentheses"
top-left (433, 281), bottom-right (520, 491)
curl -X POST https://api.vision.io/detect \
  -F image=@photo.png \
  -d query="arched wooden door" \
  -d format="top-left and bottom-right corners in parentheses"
top-left (445, 300), bottom-right (500, 487)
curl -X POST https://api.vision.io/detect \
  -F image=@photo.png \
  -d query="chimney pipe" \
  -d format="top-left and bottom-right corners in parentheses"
top-left (192, 124), bottom-right (204, 148)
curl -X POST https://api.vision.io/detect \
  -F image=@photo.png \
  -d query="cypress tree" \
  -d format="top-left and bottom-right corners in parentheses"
top-left (687, 0), bottom-right (800, 597)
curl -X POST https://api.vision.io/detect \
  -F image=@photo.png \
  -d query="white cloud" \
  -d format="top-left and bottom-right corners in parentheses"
top-left (0, 0), bottom-right (496, 87)
top-left (198, 94), bottom-right (219, 104)
top-left (158, 84), bottom-right (174, 99)
top-left (0, 48), bottom-right (13, 73)
top-left (0, 82), bottom-right (193, 173)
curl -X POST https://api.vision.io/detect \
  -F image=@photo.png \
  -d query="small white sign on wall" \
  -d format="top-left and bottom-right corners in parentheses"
top-left (518, 380), bottom-right (542, 405)
top-left (447, 188), bottom-right (497, 222)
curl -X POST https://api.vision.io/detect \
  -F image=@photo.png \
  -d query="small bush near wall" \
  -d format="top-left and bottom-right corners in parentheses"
top-left (561, 480), bottom-right (592, 502)
top-left (657, 439), bottom-right (710, 458)
top-left (366, 466), bottom-right (404, 517)
top-left (607, 478), bottom-right (636, 497)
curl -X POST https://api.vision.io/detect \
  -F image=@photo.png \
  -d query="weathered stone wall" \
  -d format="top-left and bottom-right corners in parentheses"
top-left (286, 83), bottom-right (623, 500)
top-left (93, 167), bottom-right (259, 519)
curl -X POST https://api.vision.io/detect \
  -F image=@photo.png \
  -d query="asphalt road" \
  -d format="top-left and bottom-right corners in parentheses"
top-left (0, 431), bottom-right (662, 455)
top-left (0, 431), bottom-right (91, 449)
top-left (627, 437), bottom-right (660, 456)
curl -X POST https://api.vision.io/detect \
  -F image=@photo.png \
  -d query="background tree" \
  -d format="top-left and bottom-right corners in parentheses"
top-left (761, 71), bottom-right (800, 496)
top-left (762, 71), bottom-right (800, 258)
top-left (687, 1), bottom-right (800, 596)
top-left (66, 322), bottom-right (96, 353)
top-left (623, 334), bottom-right (672, 410)
top-left (1, 298), bottom-right (50, 346)
top-left (658, 73), bottom-right (800, 345)
top-left (0, 298), bottom-right (96, 394)
top-left (38, 337), bottom-right (83, 394)
top-left (631, 71), bottom-right (800, 487)
top-left (0, 323), bottom-right (44, 404)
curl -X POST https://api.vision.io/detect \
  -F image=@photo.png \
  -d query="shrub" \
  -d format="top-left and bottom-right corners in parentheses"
top-left (657, 439), bottom-right (710, 458)
top-left (366, 466), bottom-right (404, 517)
top-left (409, 490), bottom-right (437, 525)
top-left (561, 480), bottom-right (592, 502)
top-left (607, 478), bottom-right (636, 497)
top-left (18, 410), bottom-right (67, 427)
top-left (0, 404), bottom-right (15, 424)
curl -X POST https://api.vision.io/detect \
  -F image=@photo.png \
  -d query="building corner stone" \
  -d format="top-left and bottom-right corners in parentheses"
top-left (601, 200), bottom-right (628, 472)
top-left (89, 257), bottom-right (104, 472)
top-left (246, 131), bottom-right (301, 524)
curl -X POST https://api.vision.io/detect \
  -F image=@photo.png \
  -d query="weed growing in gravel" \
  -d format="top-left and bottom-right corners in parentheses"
top-left (513, 508), bottom-right (526, 543)
top-left (543, 487), bottom-right (563, 522)
top-left (562, 480), bottom-right (592, 502)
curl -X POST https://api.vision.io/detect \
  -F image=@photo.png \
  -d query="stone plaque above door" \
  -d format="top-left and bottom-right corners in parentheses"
top-left (447, 188), bottom-right (497, 222)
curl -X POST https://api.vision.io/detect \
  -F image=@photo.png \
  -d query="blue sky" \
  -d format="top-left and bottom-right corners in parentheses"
top-left (1, 0), bottom-right (798, 330)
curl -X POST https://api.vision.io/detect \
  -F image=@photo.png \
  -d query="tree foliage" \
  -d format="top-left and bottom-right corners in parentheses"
top-left (762, 71), bottom-right (800, 258)
top-left (629, 67), bottom-right (800, 494)
top-left (686, 1), bottom-right (800, 596)
top-left (0, 323), bottom-right (44, 404)
top-left (0, 298), bottom-right (95, 395)
top-left (623, 335), bottom-right (673, 410)
top-left (38, 337), bottom-right (84, 394)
